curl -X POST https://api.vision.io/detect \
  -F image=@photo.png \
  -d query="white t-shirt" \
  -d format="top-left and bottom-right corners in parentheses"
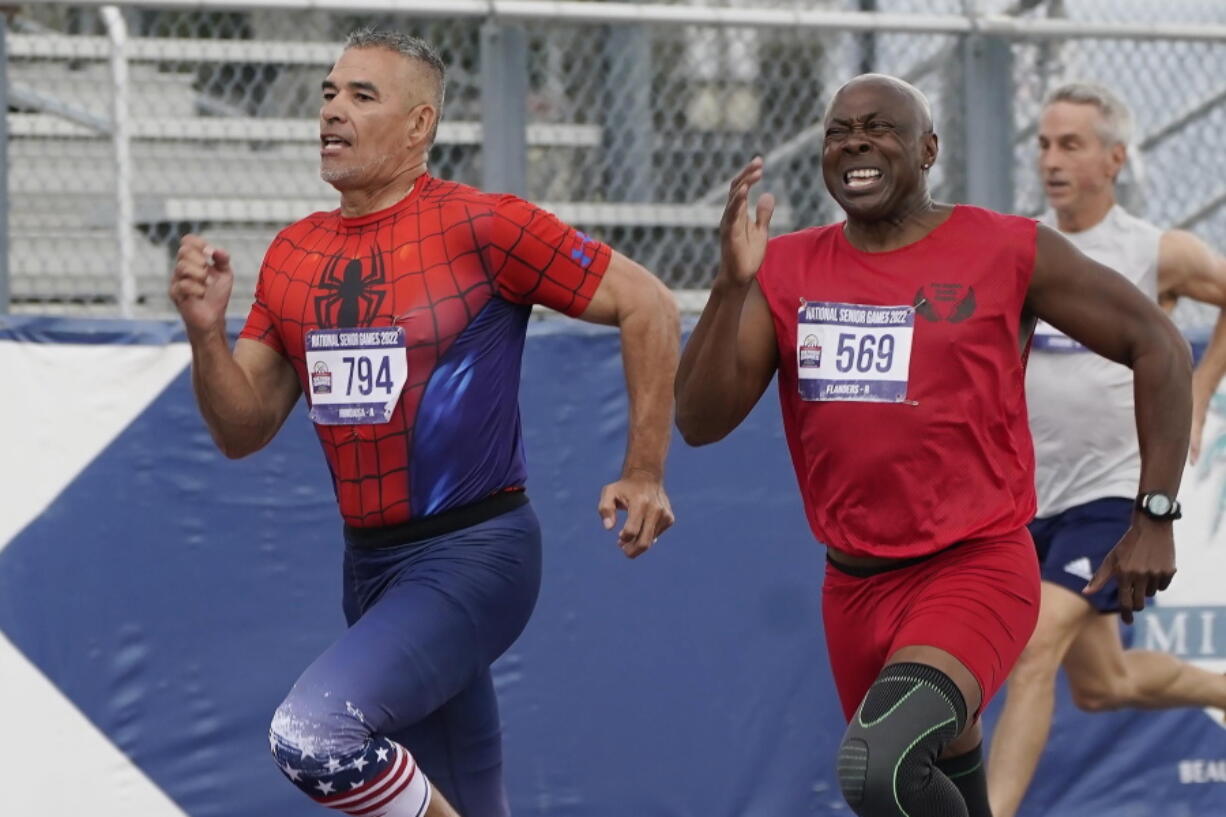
top-left (1028, 205), bottom-right (1162, 518)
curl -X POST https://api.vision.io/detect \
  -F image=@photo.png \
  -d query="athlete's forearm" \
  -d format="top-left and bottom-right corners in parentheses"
top-left (675, 278), bottom-right (755, 443)
top-left (616, 282), bottom-right (680, 478)
top-left (1192, 309), bottom-right (1226, 399)
top-left (189, 327), bottom-right (278, 458)
top-left (1131, 318), bottom-right (1193, 496)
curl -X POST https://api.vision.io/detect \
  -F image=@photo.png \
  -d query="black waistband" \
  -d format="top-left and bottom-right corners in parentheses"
top-left (344, 490), bottom-right (529, 550)
top-left (825, 551), bottom-right (935, 578)
top-left (825, 535), bottom-right (1014, 578)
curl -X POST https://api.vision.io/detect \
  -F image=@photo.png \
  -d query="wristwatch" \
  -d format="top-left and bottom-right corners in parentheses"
top-left (1136, 491), bottom-right (1182, 521)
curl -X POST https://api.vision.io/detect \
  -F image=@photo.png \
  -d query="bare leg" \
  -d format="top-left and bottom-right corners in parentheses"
top-left (1063, 613), bottom-right (1226, 712)
top-left (986, 583), bottom-right (1095, 817)
top-left (426, 787), bottom-right (461, 817)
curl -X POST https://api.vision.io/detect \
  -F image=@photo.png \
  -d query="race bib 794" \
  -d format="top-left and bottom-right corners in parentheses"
top-left (304, 327), bottom-right (408, 425)
top-left (796, 301), bottom-right (915, 403)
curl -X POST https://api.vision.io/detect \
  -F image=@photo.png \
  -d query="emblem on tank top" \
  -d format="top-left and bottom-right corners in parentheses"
top-left (314, 245), bottom-right (389, 328)
top-left (914, 283), bottom-right (976, 323)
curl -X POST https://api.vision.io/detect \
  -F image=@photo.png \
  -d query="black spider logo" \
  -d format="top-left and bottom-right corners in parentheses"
top-left (314, 247), bottom-right (387, 328)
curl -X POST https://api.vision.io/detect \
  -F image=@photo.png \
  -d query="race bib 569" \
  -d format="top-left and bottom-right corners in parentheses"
top-left (796, 301), bottom-right (915, 403)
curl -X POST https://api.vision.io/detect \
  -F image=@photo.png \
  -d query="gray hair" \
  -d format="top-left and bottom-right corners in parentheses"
top-left (344, 27), bottom-right (446, 116)
top-left (1043, 82), bottom-right (1134, 147)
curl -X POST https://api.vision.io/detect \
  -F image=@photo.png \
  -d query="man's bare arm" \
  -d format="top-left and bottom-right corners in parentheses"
top-left (190, 334), bottom-right (301, 459)
top-left (578, 251), bottom-right (680, 557)
top-left (171, 235), bottom-right (301, 459)
top-left (1028, 224), bottom-right (1191, 619)
top-left (1158, 229), bottom-right (1226, 462)
top-left (675, 157), bottom-right (780, 446)
top-left (675, 280), bottom-right (778, 445)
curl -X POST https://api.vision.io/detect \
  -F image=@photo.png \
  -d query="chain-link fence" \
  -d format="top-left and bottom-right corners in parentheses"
top-left (5, 0), bottom-right (1226, 318)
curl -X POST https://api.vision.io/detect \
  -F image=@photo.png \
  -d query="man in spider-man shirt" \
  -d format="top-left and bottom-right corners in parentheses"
top-left (169, 28), bottom-right (678, 817)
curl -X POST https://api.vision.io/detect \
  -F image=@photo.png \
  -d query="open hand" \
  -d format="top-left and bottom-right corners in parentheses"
top-left (719, 157), bottom-right (775, 286)
top-left (597, 471), bottom-right (675, 559)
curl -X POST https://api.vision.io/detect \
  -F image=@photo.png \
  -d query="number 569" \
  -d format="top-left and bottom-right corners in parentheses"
top-left (835, 333), bottom-right (895, 374)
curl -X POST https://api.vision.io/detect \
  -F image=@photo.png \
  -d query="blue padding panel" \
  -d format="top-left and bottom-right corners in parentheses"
top-left (1, 318), bottom-right (1222, 816)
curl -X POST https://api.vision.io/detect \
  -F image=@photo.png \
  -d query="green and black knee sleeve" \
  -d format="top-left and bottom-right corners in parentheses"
top-left (935, 743), bottom-right (991, 817)
top-left (836, 662), bottom-right (970, 817)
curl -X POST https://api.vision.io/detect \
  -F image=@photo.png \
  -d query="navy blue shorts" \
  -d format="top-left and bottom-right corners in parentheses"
top-left (1029, 497), bottom-right (1133, 613)
top-left (280, 501), bottom-right (541, 817)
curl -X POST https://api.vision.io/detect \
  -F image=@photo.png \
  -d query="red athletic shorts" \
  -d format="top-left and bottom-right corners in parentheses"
top-left (821, 530), bottom-right (1041, 722)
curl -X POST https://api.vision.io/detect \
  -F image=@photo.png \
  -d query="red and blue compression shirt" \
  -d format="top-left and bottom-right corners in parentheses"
top-left (239, 175), bottom-right (611, 528)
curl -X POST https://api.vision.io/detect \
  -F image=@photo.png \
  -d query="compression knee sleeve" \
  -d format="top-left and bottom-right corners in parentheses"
top-left (270, 700), bottom-right (432, 817)
top-left (836, 662), bottom-right (970, 817)
top-left (935, 743), bottom-right (991, 817)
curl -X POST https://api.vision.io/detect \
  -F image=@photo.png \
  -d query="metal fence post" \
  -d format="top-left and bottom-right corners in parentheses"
top-left (480, 21), bottom-right (527, 197)
top-left (603, 24), bottom-right (653, 202)
top-left (961, 34), bottom-right (1015, 213)
top-left (0, 14), bottom-right (10, 315)
top-left (858, 0), bottom-right (878, 74)
top-left (101, 5), bottom-right (135, 317)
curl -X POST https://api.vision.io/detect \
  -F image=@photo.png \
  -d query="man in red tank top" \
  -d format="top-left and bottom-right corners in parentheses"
top-left (676, 74), bottom-right (1191, 817)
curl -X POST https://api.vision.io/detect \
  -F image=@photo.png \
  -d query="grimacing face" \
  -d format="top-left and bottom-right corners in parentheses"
top-left (319, 47), bottom-right (427, 190)
top-left (821, 80), bottom-right (936, 222)
top-left (1037, 101), bottom-right (1125, 215)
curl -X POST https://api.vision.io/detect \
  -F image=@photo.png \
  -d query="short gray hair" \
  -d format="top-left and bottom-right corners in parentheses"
top-left (1043, 82), bottom-right (1134, 147)
top-left (344, 27), bottom-right (446, 115)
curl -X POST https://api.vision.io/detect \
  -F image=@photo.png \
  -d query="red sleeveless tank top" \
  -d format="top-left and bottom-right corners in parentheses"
top-left (756, 205), bottom-right (1037, 558)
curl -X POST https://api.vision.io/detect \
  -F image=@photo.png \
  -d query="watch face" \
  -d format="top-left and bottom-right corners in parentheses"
top-left (1148, 494), bottom-right (1172, 516)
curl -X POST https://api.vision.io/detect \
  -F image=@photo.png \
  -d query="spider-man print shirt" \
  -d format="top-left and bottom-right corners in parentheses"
top-left (239, 175), bottom-right (611, 528)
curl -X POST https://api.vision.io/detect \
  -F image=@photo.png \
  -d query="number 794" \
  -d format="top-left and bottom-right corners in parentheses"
top-left (342, 355), bottom-right (395, 396)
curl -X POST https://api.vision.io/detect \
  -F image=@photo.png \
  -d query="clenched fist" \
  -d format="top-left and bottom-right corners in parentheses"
top-left (170, 234), bottom-right (234, 336)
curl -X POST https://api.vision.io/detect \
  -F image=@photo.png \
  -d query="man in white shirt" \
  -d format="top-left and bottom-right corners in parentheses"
top-left (987, 81), bottom-right (1226, 817)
